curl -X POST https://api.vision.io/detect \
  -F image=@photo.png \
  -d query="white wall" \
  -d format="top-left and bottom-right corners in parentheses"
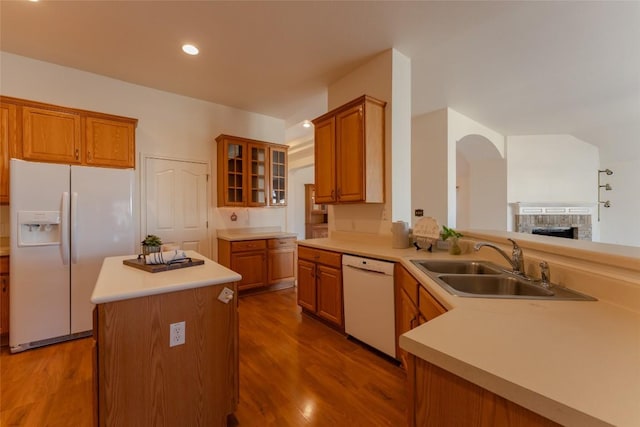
top-left (597, 157), bottom-right (640, 246)
top-left (412, 108), bottom-right (505, 230)
top-left (411, 109), bottom-right (449, 227)
top-left (506, 135), bottom-right (599, 236)
top-left (456, 133), bottom-right (507, 230)
top-left (327, 49), bottom-right (412, 236)
top-left (0, 52), bottom-right (286, 259)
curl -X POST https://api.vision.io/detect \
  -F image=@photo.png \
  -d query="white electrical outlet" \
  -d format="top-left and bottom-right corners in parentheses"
top-left (170, 321), bottom-right (186, 347)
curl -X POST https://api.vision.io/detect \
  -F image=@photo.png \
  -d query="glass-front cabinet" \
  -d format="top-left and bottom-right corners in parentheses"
top-left (216, 136), bottom-right (247, 207)
top-left (216, 134), bottom-right (288, 208)
top-left (270, 146), bottom-right (287, 206)
top-left (248, 143), bottom-right (268, 207)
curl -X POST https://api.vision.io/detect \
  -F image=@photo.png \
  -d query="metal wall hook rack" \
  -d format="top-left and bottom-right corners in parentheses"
top-left (597, 168), bottom-right (614, 221)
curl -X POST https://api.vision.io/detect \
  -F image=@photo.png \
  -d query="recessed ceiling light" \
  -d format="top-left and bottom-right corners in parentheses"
top-left (182, 44), bottom-right (199, 56)
top-left (302, 120), bottom-right (312, 128)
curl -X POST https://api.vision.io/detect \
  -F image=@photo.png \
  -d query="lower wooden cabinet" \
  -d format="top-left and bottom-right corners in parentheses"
top-left (0, 256), bottom-right (9, 346)
top-left (297, 246), bottom-right (343, 329)
top-left (407, 356), bottom-right (560, 427)
top-left (93, 283), bottom-right (239, 426)
top-left (395, 264), bottom-right (446, 368)
top-left (267, 238), bottom-right (296, 284)
top-left (218, 237), bottom-right (295, 291)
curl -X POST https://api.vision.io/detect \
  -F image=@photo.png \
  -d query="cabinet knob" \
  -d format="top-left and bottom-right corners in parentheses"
top-left (75, 148), bottom-right (79, 160)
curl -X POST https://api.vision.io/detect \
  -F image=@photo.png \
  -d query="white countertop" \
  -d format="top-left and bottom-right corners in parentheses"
top-left (216, 229), bottom-right (297, 242)
top-left (91, 251), bottom-right (241, 304)
top-left (298, 235), bottom-right (640, 427)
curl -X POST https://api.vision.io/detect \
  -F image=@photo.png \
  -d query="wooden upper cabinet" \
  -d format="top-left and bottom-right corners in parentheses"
top-left (22, 106), bottom-right (82, 164)
top-left (216, 134), bottom-right (288, 208)
top-left (217, 135), bottom-right (247, 207)
top-left (0, 102), bottom-right (16, 203)
top-left (312, 95), bottom-right (386, 204)
top-left (0, 96), bottom-right (137, 170)
top-left (85, 116), bottom-right (135, 168)
top-left (313, 116), bottom-right (336, 203)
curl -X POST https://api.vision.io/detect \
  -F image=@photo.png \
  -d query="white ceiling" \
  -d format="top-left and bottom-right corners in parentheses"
top-left (1, 1), bottom-right (638, 158)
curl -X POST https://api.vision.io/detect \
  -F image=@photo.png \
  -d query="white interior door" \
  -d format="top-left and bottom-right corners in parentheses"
top-left (145, 157), bottom-right (210, 257)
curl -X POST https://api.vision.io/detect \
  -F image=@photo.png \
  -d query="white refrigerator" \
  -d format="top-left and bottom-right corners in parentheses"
top-left (10, 159), bottom-right (135, 353)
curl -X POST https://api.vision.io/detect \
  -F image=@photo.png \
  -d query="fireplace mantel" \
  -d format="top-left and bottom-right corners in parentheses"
top-left (511, 202), bottom-right (596, 216)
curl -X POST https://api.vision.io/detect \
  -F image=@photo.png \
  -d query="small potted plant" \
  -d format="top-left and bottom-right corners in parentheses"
top-left (141, 234), bottom-right (163, 255)
top-left (441, 225), bottom-right (463, 255)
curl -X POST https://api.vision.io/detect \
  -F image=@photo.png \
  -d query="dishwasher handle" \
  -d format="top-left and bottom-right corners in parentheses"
top-left (344, 264), bottom-right (390, 276)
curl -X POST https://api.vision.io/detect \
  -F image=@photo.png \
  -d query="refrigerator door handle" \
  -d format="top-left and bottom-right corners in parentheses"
top-left (71, 192), bottom-right (79, 264)
top-left (61, 192), bottom-right (70, 265)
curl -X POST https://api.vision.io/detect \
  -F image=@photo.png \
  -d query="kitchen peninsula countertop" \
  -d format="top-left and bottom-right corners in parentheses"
top-left (91, 251), bottom-right (241, 304)
top-left (217, 228), bottom-right (297, 241)
top-left (298, 234), bottom-right (640, 427)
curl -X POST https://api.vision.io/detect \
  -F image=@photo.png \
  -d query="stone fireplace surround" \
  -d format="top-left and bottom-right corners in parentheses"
top-left (512, 203), bottom-right (594, 241)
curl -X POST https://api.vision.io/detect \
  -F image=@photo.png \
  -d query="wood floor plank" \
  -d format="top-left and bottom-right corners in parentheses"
top-left (1, 288), bottom-right (406, 426)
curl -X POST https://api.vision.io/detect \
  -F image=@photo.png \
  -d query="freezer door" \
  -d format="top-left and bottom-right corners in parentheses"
top-left (70, 166), bottom-right (134, 333)
top-left (9, 159), bottom-right (71, 349)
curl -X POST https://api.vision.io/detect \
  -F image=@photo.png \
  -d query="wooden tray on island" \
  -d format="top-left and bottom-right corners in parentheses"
top-left (123, 256), bottom-right (204, 273)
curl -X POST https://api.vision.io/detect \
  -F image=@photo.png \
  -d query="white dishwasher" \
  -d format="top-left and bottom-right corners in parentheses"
top-left (342, 254), bottom-right (396, 358)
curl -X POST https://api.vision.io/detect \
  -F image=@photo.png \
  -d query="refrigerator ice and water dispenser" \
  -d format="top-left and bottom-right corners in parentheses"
top-left (17, 211), bottom-right (61, 247)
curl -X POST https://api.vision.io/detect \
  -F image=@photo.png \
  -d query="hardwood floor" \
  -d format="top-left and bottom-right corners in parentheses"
top-left (0, 288), bottom-right (406, 426)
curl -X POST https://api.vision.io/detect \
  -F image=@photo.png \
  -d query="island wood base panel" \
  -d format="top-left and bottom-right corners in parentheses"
top-left (408, 355), bottom-right (560, 427)
top-left (93, 283), bottom-right (238, 427)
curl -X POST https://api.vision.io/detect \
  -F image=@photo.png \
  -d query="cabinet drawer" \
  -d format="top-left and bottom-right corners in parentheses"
top-left (268, 237), bottom-right (296, 249)
top-left (0, 257), bottom-right (8, 273)
top-left (298, 246), bottom-right (341, 268)
top-left (230, 239), bottom-right (266, 252)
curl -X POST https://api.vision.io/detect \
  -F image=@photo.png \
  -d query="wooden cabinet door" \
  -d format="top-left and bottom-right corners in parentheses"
top-left (419, 286), bottom-right (446, 321)
top-left (231, 250), bottom-right (266, 290)
top-left (0, 103), bottom-right (16, 203)
top-left (335, 103), bottom-right (365, 202)
top-left (397, 288), bottom-right (420, 369)
top-left (267, 247), bottom-right (295, 284)
top-left (22, 106), bottom-right (82, 164)
top-left (313, 116), bottom-right (337, 203)
top-left (247, 142), bottom-right (268, 206)
top-left (269, 146), bottom-right (288, 206)
top-left (217, 137), bottom-right (247, 207)
top-left (316, 265), bottom-right (343, 327)
top-left (297, 259), bottom-right (317, 312)
top-left (85, 116), bottom-right (135, 168)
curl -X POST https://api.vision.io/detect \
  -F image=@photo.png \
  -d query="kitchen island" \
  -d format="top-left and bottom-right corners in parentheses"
top-left (90, 251), bottom-right (241, 427)
top-left (298, 231), bottom-right (640, 427)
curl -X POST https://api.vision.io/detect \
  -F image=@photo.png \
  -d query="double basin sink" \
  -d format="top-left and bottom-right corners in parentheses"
top-left (411, 260), bottom-right (596, 301)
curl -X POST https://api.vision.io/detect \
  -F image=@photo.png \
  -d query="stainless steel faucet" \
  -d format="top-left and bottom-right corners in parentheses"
top-left (474, 238), bottom-right (525, 276)
top-left (539, 261), bottom-right (551, 289)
